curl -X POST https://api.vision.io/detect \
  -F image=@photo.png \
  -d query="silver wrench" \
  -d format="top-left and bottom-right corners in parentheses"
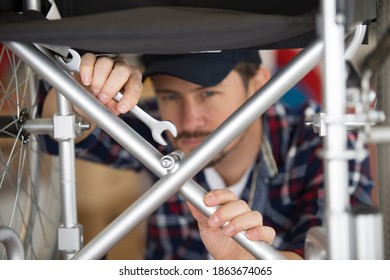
top-left (56, 49), bottom-right (177, 146)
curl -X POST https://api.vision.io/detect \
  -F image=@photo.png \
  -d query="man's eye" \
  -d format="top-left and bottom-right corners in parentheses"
top-left (202, 91), bottom-right (216, 97)
top-left (160, 93), bottom-right (178, 100)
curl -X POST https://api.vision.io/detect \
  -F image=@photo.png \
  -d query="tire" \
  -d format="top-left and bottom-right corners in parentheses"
top-left (0, 44), bottom-right (61, 259)
top-left (377, 0), bottom-right (390, 259)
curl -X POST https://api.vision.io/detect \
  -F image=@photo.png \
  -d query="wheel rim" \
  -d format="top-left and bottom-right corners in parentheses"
top-left (0, 44), bottom-right (61, 259)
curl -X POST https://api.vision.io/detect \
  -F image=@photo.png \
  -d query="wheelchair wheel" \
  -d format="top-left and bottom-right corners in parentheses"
top-left (0, 44), bottom-right (61, 259)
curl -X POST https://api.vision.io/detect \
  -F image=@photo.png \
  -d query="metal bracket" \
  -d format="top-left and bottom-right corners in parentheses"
top-left (306, 111), bottom-right (385, 137)
top-left (58, 224), bottom-right (84, 254)
top-left (53, 114), bottom-right (76, 140)
top-left (305, 112), bottom-right (327, 136)
top-left (161, 150), bottom-right (185, 172)
top-left (53, 114), bottom-right (90, 140)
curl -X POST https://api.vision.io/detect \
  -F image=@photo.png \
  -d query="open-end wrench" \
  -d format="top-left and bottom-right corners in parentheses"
top-left (56, 49), bottom-right (177, 146)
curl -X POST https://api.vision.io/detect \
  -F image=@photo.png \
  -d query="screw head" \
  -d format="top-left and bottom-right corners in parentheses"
top-left (161, 157), bottom-right (174, 169)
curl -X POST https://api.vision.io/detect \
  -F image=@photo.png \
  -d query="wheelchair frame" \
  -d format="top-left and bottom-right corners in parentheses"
top-left (0, 0), bottom-right (387, 260)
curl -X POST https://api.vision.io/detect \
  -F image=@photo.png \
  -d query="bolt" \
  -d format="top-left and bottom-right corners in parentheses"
top-left (160, 150), bottom-right (184, 171)
top-left (161, 156), bottom-right (174, 169)
top-left (305, 120), bottom-right (314, 128)
top-left (335, 13), bottom-right (346, 25)
top-left (74, 117), bottom-right (91, 135)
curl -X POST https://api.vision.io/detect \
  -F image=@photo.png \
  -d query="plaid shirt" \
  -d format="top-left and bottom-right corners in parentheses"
top-left (41, 96), bottom-right (373, 259)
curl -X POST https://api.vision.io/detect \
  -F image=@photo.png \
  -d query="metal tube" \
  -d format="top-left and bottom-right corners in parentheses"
top-left (345, 24), bottom-right (368, 61)
top-left (56, 93), bottom-right (78, 228)
top-left (24, 0), bottom-right (41, 12)
top-left (56, 92), bottom-right (73, 115)
top-left (321, 0), bottom-right (351, 259)
top-left (352, 207), bottom-right (384, 259)
top-left (58, 141), bottom-right (77, 227)
top-left (367, 127), bottom-right (390, 143)
top-left (23, 118), bottom-right (53, 135)
top-left (0, 226), bottom-right (25, 260)
top-left (304, 227), bottom-right (327, 260)
top-left (54, 92), bottom-right (79, 260)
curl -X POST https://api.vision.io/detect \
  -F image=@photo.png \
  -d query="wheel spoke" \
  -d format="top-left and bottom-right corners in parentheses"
top-left (0, 44), bottom-right (60, 259)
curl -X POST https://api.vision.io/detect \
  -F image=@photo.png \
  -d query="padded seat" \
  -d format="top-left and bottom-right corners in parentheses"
top-left (0, 0), bottom-right (319, 53)
top-left (0, 0), bottom-right (376, 54)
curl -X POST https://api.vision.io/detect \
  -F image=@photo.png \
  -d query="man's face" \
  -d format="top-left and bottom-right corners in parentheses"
top-left (152, 70), bottom-right (250, 156)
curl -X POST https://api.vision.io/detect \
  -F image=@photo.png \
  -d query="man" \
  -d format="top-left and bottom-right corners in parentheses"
top-left (42, 50), bottom-right (373, 260)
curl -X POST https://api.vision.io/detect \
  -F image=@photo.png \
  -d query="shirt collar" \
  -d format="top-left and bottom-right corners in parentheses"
top-left (259, 133), bottom-right (278, 179)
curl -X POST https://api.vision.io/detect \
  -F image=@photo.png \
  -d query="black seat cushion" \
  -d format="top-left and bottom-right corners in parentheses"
top-left (0, 0), bottom-right (319, 53)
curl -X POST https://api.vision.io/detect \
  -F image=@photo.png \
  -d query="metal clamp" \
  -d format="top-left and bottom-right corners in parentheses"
top-left (58, 224), bottom-right (84, 254)
top-left (161, 150), bottom-right (185, 172)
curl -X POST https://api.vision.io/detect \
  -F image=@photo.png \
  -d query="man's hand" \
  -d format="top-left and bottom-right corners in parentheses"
top-left (42, 53), bottom-right (143, 142)
top-left (79, 53), bottom-right (143, 115)
top-left (187, 189), bottom-right (276, 260)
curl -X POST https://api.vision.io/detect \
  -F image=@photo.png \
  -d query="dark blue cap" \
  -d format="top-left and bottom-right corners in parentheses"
top-left (142, 49), bottom-right (261, 87)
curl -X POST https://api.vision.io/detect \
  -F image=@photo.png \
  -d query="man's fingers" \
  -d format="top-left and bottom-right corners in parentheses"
top-left (105, 100), bottom-right (121, 115)
top-left (90, 56), bottom-right (114, 98)
top-left (79, 53), bottom-right (97, 86)
top-left (188, 193), bottom-right (274, 245)
top-left (221, 210), bottom-right (263, 237)
top-left (97, 60), bottom-right (131, 104)
top-left (80, 54), bottom-right (143, 115)
top-left (245, 226), bottom-right (275, 244)
top-left (117, 66), bottom-right (143, 113)
top-left (208, 199), bottom-right (251, 227)
top-left (203, 189), bottom-right (238, 207)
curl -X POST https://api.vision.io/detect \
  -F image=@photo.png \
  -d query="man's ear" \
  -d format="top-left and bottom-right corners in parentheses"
top-left (249, 67), bottom-right (271, 97)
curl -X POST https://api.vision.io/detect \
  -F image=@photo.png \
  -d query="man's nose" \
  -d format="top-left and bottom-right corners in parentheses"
top-left (180, 101), bottom-right (204, 131)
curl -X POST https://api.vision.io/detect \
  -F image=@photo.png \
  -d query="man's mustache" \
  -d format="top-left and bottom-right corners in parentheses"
top-left (176, 131), bottom-right (210, 140)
